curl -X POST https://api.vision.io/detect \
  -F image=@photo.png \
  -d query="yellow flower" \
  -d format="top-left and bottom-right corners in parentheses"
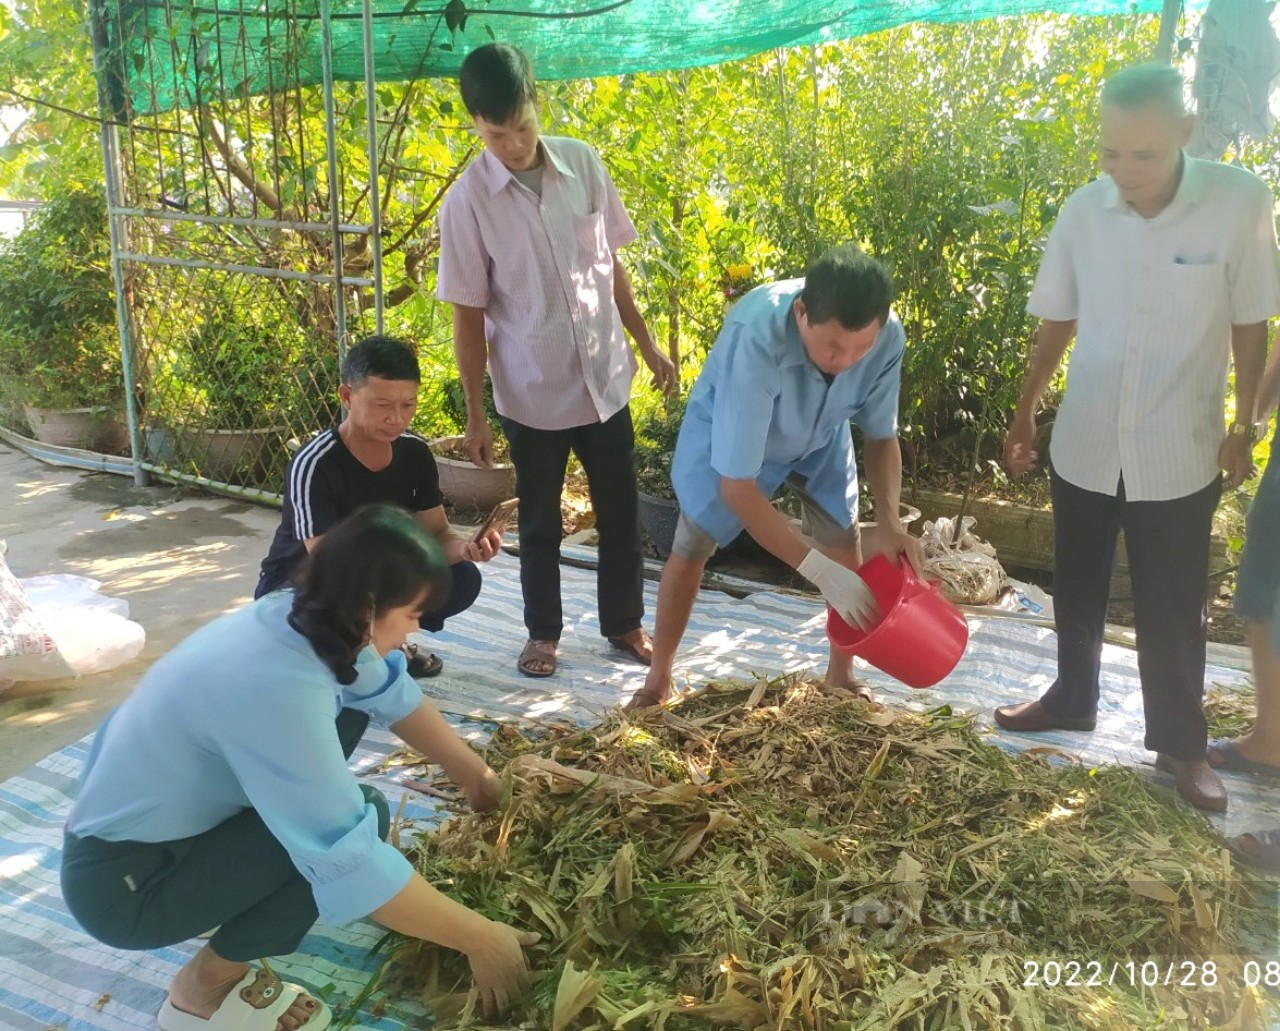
top-left (726, 263), bottom-right (753, 281)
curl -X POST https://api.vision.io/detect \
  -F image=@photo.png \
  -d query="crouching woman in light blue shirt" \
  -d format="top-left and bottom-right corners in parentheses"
top-left (61, 503), bottom-right (537, 1031)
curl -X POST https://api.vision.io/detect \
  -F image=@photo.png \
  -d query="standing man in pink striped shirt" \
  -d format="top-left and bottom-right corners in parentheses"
top-left (437, 43), bottom-right (677, 678)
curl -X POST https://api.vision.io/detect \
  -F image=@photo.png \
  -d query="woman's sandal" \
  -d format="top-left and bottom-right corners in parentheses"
top-left (1227, 828), bottom-right (1280, 874)
top-left (158, 968), bottom-right (331, 1031)
top-left (403, 642), bottom-right (443, 678)
top-left (517, 638), bottom-right (558, 678)
top-left (1205, 738), bottom-right (1280, 779)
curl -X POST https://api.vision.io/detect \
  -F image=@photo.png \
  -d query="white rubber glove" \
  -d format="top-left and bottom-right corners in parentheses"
top-left (797, 549), bottom-right (879, 631)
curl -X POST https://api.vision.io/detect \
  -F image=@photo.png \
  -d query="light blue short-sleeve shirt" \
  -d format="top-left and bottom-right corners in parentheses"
top-left (68, 592), bottom-right (423, 927)
top-left (672, 280), bottom-right (905, 546)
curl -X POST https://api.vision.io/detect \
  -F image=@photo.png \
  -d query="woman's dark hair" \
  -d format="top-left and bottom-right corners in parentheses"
top-left (459, 43), bottom-right (538, 124)
top-left (288, 504), bottom-right (452, 684)
top-left (800, 244), bottom-right (894, 330)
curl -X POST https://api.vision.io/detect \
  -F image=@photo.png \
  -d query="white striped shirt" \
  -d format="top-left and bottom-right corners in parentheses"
top-left (436, 136), bottom-right (639, 431)
top-left (1031, 156), bottom-right (1280, 501)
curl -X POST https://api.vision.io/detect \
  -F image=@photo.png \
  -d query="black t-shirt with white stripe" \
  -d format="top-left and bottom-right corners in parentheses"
top-left (257, 428), bottom-right (444, 594)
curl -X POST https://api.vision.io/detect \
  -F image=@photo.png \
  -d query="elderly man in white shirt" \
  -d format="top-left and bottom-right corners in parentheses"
top-left (996, 63), bottom-right (1280, 812)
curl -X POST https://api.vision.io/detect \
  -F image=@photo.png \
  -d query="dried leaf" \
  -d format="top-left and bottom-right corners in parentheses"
top-left (1019, 745), bottom-right (1084, 762)
top-left (1187, 880), bottom-right (1216, 930)
top-left (751, 741), bottom-right (775, 771)
top-left (613, 842), bottom-right (634, 906)
top-left (863, 738), bottom-right (891, 781)
top-left (512, 753), bottom-right (658, 797)
top-left (552, 960), bottom-right (602, 1031)
top-left (776, 828), bottom-right (842, 866)
top-left (668, 810), bottom-right (739, 864)
top-left (679, 985), bottom-right (769, 1025)
top-left (1127, 877), bottom-right (1180, 904)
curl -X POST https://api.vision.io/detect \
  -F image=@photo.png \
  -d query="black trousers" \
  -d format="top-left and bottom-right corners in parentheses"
top-left (1040, 470), bottom-right (1221, 759)
top-left (62, 709), bottom-right (384, 962)
top-left (500, 404), bottom-right (644, 642)
top-left (257, 560), bottom-right (481, 636)
top-left (419, 560), bottom-right (481, 633)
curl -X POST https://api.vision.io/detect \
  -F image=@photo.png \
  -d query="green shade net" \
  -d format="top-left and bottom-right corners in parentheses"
top-left (102, 0), bottom-right (1167, 114)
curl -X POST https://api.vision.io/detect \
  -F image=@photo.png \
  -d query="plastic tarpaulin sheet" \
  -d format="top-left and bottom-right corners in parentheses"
top-left (102, 0), bottom-right (1168, 114)
top-left (0, 548), bottom-right (1272, 1028)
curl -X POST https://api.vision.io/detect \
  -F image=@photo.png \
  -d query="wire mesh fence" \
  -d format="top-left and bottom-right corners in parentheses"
top-left (130, 261), bottom-right (344, 493)
top-left (86, 0), bottom-right (387, 496)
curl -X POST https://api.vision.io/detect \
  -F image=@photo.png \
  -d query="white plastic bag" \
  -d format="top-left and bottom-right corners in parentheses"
top-left (993, 579), bottom-right (1055, 620)
top-left (919, 516), bottom-right (1007, 606)
top-left (0, 552), bottom-right (61, 668)
top-left (0, 545), bottom-right (146, 687)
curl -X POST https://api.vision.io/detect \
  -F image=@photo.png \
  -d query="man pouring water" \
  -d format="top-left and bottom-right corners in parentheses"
top-left (632, 244), bottom-right (924, 709)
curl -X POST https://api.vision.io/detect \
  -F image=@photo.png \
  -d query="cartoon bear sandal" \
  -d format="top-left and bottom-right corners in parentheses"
top-left (157, 967), bottom-right (332, 1031)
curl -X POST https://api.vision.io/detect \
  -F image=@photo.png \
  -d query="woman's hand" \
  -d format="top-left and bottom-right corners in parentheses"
top-left (466, 921), bottom-right (540, 1018)
top-left (370, 876), bottom-right (536, 1019)
top-left (463, 765), bottom-right (502, 813)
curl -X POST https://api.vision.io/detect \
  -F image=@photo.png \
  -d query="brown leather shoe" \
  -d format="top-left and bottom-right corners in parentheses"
top-left (1155, 754), bottom-right (1227, 813)
top-left (994, 699), bottom-right (1096, 733)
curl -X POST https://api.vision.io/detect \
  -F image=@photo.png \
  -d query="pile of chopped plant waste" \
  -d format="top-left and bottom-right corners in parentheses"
top-left (381, 677), bottom-right (1276, 1030)
top-left (1204, 682), bottom-right (1258, 742)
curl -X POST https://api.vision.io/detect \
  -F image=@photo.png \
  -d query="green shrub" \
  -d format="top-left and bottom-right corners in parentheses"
top-left (182, 311), bottom-right (308, 431)
top-left (632, 394), bottom-right (687, 500)
top-left (0, 189), bottom-right (122, 411)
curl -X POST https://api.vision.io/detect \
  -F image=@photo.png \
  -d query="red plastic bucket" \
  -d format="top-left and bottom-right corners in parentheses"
top-left (826, 554), bottom-right (968, 688)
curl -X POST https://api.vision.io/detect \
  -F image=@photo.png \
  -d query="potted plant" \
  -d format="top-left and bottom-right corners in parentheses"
top-left (633, 395), bottom-right (687, 558)
top-left (0, 188), bottom-right (127, 452)
top-left (155, 306), bottom-right (301, 485)
top-left (427, 376), bottom-right (514, 511)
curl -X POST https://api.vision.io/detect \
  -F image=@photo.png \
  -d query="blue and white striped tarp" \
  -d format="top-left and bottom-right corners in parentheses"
top-left (0, 550), bottom-right (1273, 1029)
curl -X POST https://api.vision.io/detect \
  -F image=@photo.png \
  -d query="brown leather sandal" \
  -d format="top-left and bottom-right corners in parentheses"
top-left (517, 639), bottom-right (557, 678)
top-left (608, 628), bottom-right (653, 667)
top-left (820, 678), bottom-right (876, 703)
top-left (624, 686), bottom-right (669, 710)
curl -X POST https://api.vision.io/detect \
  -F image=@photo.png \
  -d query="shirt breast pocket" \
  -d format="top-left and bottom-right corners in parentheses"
top-left (1165, 261), bottom-right (1224, 300)
top-left (1162, 262), bottom-right (1225, 340)
top-left (574, 211), bottom-right (610, 268)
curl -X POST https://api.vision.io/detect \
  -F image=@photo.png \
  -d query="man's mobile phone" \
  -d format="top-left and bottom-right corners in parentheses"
top-left (473, 498), bottom-right (519, 544)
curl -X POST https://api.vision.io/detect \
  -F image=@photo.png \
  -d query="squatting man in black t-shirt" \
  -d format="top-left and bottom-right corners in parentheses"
top-left (257, 335), bottom-right (502, 676)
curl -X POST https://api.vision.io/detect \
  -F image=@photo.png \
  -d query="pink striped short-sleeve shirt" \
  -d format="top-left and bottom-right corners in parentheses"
top-left (436, 136), bottom-right (640, 431)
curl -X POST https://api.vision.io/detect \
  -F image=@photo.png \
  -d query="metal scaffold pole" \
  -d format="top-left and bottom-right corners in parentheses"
top-left (318, 0), bottom-right (349, 358)
top-left (88, 0), bottom-right (148, 487)
top-left (362, 0), bottom-right (385, 334)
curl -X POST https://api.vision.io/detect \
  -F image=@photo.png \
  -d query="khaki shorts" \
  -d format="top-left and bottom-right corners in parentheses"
top-left (671, 475), bottom-right (860, 561)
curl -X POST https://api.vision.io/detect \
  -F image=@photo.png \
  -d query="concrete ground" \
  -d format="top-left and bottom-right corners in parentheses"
top-left (0, 443), bottom-right (279, 779)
